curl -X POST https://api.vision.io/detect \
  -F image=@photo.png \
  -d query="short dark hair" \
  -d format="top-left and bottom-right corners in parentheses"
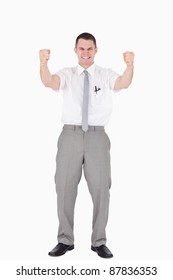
top-left (75, 32), bottom-right (97, 48)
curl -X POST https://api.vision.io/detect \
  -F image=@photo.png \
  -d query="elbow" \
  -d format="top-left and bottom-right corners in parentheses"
top-left (40, 75), bottom-right (60, 90)
top-left (116, 82), bottom-right (130, 90)
top-left (44, 82), bottom-right (51, 88)
top-left (123, 81), bottom-right (132, 89)
top-left (41, 79), bottom-right (51, 88)
top-left (115, 76), bottom-right (132, 90)
top-left (44, 81), bottom-right (59, 91)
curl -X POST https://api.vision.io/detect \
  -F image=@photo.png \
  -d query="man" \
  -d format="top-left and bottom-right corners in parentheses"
top-left (39, 32), bottom-right (134, 258)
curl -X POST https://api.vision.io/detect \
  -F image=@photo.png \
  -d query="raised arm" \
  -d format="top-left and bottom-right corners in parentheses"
top-left (39, 49), bottom-right (60, 91)
top-left (114, 51), bottom-right (135, 90)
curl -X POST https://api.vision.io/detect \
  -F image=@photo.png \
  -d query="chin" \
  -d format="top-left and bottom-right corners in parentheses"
top-left (83, 60), bottom-right (92, 65)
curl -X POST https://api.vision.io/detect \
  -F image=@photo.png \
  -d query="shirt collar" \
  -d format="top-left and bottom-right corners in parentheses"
top-left (76, 63), bottom-right (96, 76)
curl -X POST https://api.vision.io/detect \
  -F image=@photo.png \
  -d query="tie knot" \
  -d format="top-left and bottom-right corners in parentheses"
top-left (84, 70), bottom-right (88, 75)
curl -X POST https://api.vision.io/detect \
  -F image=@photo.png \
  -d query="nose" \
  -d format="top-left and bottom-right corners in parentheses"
top-left (83, 50), bottom-right (89, 55)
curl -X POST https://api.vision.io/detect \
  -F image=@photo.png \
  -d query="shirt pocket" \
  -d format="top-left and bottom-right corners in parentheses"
top-left (90, 84), bottom-right (105, 106)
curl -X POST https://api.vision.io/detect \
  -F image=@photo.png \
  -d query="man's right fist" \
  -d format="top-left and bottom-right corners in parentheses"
top-left (39, 49), bottom-right (50, 64)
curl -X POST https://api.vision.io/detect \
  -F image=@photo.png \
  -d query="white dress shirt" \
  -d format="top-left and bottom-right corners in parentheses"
top-left (55, 63), bottom-right (120, 126)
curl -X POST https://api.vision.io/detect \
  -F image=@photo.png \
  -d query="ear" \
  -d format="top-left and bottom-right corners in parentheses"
top-left (95, 47), bottom-right (98, 54)
top-left (74, 47), bottom-right (77, 54)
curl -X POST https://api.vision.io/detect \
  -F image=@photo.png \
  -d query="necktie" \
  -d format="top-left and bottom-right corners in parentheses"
top-left (82, 70), bottom-right (89, 132)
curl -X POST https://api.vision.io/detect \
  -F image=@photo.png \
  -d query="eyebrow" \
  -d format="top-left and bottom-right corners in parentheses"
top-left (79, 47), bottom-right (94, 51)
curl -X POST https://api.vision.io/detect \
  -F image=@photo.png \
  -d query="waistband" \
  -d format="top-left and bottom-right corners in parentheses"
top-left (63, 125), bottom-right (105, 131)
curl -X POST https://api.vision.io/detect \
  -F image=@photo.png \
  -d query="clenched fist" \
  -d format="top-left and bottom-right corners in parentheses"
top-left (39, 49), bottom-right (50, 65)
top-left (123, 51), bottom-right (134, 67)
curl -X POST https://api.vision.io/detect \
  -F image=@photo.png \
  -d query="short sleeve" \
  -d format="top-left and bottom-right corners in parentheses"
top-left (108, 69), bottom-right (120, 92)
top-left (54, 68), bottom-right (70, 90)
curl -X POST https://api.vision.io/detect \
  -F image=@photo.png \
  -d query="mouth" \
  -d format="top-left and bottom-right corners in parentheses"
top-left (81, 56), bottom-right (90, 60)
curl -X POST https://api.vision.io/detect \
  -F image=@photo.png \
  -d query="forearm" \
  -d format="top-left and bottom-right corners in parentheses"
top-left (40, 63), bottom-right (52, 86)
top-left (40, 63), bottom-right (60, 90)
top-left (115, 66), bottom-right (134, 90)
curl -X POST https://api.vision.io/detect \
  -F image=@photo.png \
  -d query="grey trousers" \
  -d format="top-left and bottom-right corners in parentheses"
top-left (54, 125), bottom-right (111, 247)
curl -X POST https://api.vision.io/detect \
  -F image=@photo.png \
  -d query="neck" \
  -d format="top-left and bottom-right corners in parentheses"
top-left (79, 62), bottom-right (94, 69)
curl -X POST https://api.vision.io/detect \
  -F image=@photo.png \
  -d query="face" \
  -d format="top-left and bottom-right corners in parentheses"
top-left (74, 39), bottom-right (98, 68)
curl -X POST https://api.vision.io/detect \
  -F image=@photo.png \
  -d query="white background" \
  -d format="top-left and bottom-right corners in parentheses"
top-left (0, 0), bottom-right (173, 270)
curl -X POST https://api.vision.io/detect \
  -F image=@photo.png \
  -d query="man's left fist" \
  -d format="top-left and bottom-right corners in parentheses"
top-left (123, 51), bottom-right (134, 67)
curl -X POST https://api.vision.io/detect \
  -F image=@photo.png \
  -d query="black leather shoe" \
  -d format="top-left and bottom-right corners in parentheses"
top-left (48, 243), bottom-right (74, 257)
top-left (91, 244), bottom-right (113, 258)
